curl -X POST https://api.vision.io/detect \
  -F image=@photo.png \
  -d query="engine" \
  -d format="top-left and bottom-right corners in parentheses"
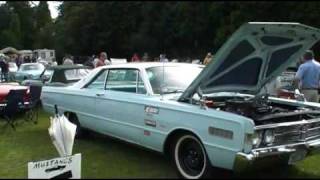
top-left (204, 94), bottom-right (320, 125)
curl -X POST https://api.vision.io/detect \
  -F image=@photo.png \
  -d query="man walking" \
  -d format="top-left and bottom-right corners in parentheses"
top-left (294, 50), bottom-right (320, 102)
top-left (0, 57), bottom-right (8, 82)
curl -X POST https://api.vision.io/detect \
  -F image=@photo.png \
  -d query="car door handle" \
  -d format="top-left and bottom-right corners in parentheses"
top-left (96, 93), bottom-right (104, 97)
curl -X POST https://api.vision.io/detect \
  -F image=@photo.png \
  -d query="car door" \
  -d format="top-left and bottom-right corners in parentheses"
top-left (94, 68), bottom-right (148, 144)
top-left (76, 69), bottom-right (108, 131)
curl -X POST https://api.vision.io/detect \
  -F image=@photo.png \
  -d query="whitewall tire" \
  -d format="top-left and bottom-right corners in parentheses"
top-left (173, 134), bottom-right (211, 179)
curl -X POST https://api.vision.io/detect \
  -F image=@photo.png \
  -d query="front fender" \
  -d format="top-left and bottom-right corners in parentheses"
top-left (154, 100), bottom-right (255, 170)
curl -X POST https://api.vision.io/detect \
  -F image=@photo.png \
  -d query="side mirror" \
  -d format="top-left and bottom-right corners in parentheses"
top-left (294, 89), bottom-right (306, 102)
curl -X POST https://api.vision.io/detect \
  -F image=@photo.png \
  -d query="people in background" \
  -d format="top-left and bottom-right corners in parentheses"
top-left (0, 57), bottom-right (8, 82)
top-left (84, 56), bottom-right (94, 68)
top-left (102, 52), bottom-right (111, 65)
top-left (159, 54), bottom-right (169, 62)
top-left (52, 59), bottom-right (58, 66)
top-left (154, 57), bottom-right (160, 62)
top-left (142, 52), bottom-right (149, 62)
top-left (294, 50), bottom-right (320, 102)
top-left (24, 56), bottom-right (31, 63)
top-left (93, 55), bottom-right (100, 67)
top-left (203, 52), bottom-right (213, 65)
top-left (15, 55), bottom-right (23, 68)
top-left (63, 55), bottom-right (74, 65)
top-left (95, 52), bottom-right (107, 68)
top-left (131, 53), bottom-right (141, 62)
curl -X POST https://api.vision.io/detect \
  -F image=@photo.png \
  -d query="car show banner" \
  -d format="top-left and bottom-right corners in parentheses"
top-left (28, 153), bottom-right (81, 179)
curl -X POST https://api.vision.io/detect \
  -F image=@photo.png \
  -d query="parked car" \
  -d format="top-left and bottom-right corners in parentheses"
top-left (21, 65), bottom-right (91, 87)
top-left (15, 63), bottom-right (45, 82)
top-left (41, 22), bottom-right (320, 179)
top-left (0, 82), bottom-right (29, 103)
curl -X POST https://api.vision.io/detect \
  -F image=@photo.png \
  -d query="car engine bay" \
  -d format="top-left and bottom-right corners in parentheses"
top-left (202, 94), bottom-right (320, 125)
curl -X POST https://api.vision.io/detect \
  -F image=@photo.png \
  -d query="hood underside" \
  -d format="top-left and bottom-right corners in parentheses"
top-left (179, 22), bottom-right (320, 101)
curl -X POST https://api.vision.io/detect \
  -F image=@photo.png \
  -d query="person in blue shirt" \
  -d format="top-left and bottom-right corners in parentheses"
top-left (294, 50), bottom-right (320, 102)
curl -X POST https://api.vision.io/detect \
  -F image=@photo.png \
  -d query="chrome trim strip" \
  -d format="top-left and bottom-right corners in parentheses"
top-left (306, 134), bottom-right (320, 141)
top-left (255, 118), bottom-right (320, 130)
top-left (238, 139), bottom-right (320, 161)
top-left (274, 130), bottom-right (300, 136)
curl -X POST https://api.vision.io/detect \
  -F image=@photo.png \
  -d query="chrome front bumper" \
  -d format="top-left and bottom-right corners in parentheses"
top-left (234, 139), bottom-right (320, 172)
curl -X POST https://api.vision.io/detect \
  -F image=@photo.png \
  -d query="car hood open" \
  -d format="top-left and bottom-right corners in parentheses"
top-left (179, 22), bottom-right (320, 101)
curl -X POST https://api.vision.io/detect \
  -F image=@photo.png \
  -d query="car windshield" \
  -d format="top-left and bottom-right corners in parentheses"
top-left (146, 66), bottom-right (203, 94)
top-left (64, 68), bottom-right (91, 81)
top-left (20, 64), bottom-right (43, 71)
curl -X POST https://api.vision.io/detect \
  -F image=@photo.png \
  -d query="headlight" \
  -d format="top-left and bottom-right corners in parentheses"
top-left (264, 129), bottom-right (275, 145)
top-left (252, 131), bottom-right (263, 148)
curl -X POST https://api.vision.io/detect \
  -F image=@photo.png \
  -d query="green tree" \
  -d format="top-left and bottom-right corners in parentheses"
top-left (33, 1), bottom-right (53, 49)
top-left (35, 1), bottom-right (51, 28)
top-left (52, 1), bottom-right (320, 61)
top-left (1, 12), bottom-right (22, 49)
top-left (6, 1), bottom-right (35, 49)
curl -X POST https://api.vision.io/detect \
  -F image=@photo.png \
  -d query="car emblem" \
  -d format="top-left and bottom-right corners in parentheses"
top-left (145, 106), bottom-right (159, 114)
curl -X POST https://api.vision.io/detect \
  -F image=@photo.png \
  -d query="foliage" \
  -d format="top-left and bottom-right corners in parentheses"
top-left (33, 1), bottom-right (54, 49)
top-left (1, 1), bottom-right (320, 60)
top-left (53, 1), bottom-right (320, 60)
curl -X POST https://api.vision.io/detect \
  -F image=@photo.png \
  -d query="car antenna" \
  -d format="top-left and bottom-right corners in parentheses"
top-left (160, 57), bottom-right (165, 101)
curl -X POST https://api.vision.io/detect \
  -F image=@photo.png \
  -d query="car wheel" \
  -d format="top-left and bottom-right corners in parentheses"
top-left (172, 134), bottom-right (211, 179)
top-left (66, 113), bottom-right (87, 139)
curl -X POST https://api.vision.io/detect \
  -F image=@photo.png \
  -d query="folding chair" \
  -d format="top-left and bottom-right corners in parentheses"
top-left (24, 85), bottom-right (42, 124)
top-left (0, 89), bottom-right (26, 130)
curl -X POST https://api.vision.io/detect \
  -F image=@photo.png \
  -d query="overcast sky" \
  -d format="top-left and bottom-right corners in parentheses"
top-left (0, 1), bottom-right (62, 19)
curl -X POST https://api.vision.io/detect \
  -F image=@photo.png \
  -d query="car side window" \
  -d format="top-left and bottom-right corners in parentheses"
top-left (42, 69), bottom-right (54, 82)
top-left (106, 69), bottom-right (147, 94)
top-left (85, 70), bottom-right (107, 90)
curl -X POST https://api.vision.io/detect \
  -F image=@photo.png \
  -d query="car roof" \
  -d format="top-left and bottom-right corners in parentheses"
top-left (21, 63), bottom-right (42, 66)
top-left (99, 62), bottom-right (204, 70)
top-left (46, 65), bottom-right (90, 70)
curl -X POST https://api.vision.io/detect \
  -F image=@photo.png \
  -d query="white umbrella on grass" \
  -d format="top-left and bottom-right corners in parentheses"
top-left (48, 105), bottom-right (77, 157)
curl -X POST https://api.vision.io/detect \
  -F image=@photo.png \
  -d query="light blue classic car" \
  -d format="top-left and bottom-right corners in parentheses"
top-left (15, 63), bottom-right (45, 82)
top-left (41, 22), bottom-right (320, 178)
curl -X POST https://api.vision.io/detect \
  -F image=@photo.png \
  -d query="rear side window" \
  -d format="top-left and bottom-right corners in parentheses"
top-left (106, 69), bottom-right (146, 94)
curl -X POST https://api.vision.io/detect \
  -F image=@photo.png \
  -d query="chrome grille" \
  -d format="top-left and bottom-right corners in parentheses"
top-left (273, 120), bottom-right (320, 145)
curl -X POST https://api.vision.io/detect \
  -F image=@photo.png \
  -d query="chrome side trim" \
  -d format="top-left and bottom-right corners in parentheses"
top-left (255, 118), bottom-right (320, 130)
top-left (237, 138), bottom-right (320, 161)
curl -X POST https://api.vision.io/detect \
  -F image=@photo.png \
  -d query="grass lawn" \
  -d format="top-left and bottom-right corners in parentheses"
top-left (0, 109), bottom-right (320, 178)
